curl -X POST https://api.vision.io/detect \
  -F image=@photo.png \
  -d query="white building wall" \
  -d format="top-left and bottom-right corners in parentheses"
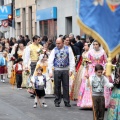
top-left (37, 0), bottom-right (80, 37)
top-left (4, 0), bottom-right (12, 5)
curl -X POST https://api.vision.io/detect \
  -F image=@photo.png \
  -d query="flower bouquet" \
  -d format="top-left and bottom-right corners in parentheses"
top-left (82, 58), bottom-right (91, 66)
top-left (18, 54), bottom-right (22, 58)
top-left (27, 86), bottom-right (35, 94)
top-left (111, 64), bottom-right (116, 72)
top-left (37, 49), bottom-right (43, 54)
top-left (24, 69), bottom-right (30, 75)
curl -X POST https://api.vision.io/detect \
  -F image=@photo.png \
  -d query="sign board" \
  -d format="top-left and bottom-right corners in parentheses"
top-left (0, 6), bottom-right (12, 20)
top-left (2, 20), bottom-right (8, 27)
top-left (36, 7), bottom-right (57, 21)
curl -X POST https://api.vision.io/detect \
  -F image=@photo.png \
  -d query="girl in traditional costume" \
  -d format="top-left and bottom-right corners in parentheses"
top-left (88, 40), bottom-right (112, 108)
top-left (77, 40), bottom-right (110, 108)
top-left (34, 52), bottom-right (54, 95)
top-left (9, 42), bottom-right (25, 87)
top-left (107, 55), bottom-right (120, 120)
top-left (31, 66), bottom-right (47, 108)
top-left (22, 42), bottom-right (31, 88)
top-left (0, 51), bottom-right (8, 83)
top-left (9, 44), bottom-right (18, 86)
top-left (70, 42), bottom-right (90, 101)
top-left (14, 42), bottom-right (25, 60)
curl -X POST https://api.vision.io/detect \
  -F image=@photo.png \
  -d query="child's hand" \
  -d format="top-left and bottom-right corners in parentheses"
top-left (69, 72), bottom-right (73, 77)
top-left (49, 73), bottom-right (53, 78)
top-left (30, 81), bottom-right (33, 84)
top-left (85, 74), bottom-right (89, 79)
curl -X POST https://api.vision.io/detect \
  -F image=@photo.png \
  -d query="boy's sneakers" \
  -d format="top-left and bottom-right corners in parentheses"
top-left (42, 103), bottom-right (47, 107)
top-left (2, 80), bottom-right (5, 83)
top-left (33, 103), bottom-right (37, 108)
top-left (1, 80), bottom-right (5, 83)
top-left (17, 88), bottom-right (22, 90)
top-left (33, 103), bottom-right (47, 108)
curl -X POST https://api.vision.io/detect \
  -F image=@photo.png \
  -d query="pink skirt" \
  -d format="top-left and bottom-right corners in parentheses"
top-left (77, 79), bottom-right (111, 108)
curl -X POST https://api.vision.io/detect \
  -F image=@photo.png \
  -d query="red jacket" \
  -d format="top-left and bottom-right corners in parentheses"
top-left (15, 63), bottom-right (23, 74)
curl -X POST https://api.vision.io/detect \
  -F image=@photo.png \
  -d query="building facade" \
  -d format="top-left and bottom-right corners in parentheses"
top-left (0, 0), bottom-right (81, 39)
top-left (15, 0), bottom-right (36, 39)
top-left (36, 0), bottom-right (80, 38)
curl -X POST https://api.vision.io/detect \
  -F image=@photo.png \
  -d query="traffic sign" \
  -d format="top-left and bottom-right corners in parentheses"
top-left (2, 20), bottom-right (8, 27)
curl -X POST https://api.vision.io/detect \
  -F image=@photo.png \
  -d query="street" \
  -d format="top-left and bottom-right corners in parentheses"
top-left (0, 80), bottom-right (107, 120)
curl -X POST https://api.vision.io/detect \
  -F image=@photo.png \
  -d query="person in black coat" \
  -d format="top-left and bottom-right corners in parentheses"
top-left (70, 38), bottom-right (80, 59)
top-left (25, 35), bottom-right (30, 45)
top-left (75, 35), bottom-right (84, 56)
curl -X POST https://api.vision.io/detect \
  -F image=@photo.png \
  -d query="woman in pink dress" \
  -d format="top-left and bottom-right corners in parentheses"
top-left (88, 40), bottom-right (111, 108)
top-left (77, 42), bottom-right (91, 107)
top-left (77, 40), bottom-right (111, 108)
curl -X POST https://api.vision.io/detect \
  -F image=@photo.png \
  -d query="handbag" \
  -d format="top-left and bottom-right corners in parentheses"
top-left (27, 87), bottom-right (35, 94)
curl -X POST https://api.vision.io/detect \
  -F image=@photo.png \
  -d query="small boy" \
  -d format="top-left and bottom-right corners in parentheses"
top-left (14, 58), bottom-right (23, 89)
top-left (0, 51), bottom-right (8, 83)
top-left (31, 66), bottom-right (47, 108)
top-left (90, 64), bottom-right (113, 120)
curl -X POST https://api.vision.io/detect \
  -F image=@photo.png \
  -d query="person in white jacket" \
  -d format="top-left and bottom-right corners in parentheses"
top-left (48, 37), bottom-right (75, 107)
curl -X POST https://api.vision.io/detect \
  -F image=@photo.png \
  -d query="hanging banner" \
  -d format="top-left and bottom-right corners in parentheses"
top-left (77, 0), bottom-right (120, 75)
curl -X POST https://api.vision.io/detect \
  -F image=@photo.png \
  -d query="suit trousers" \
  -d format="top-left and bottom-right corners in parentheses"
top-left (30, 62), bottom-right (37, 75)
top-left (54, 70), bottom-right (70, 104)
top-left (92, 96), bottom-right (105, 120)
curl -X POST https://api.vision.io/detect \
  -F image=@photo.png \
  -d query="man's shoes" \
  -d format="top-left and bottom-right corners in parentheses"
top-left (65, 103), bottom-right (71, 107)
top-left (55, 103), bottom-right (60, 107)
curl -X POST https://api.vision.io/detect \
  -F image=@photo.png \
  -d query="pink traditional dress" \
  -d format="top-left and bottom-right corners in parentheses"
top-left (78, 48), bottom-right (110, 108)
top-left (77, 51), bottom-right (92, 107)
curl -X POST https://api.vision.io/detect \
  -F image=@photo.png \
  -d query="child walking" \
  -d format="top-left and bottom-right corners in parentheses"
top-left (90, 64), bottom-right (113, 120)
top-left (0, 51), bottom-right (8, 83)
top-left (14, 58), bottom-right (23, 89)
top-left (31, 66), bottom-right (47, 108)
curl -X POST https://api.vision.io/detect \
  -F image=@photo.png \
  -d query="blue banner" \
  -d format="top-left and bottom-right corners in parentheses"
top-left (77, 0), bottom-right (120, 57)
top-left (0, 6), bottom-right (12, 20)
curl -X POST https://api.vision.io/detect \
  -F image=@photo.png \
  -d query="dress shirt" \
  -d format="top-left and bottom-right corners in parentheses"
top-left (48, 46), bottom-right (75, 74)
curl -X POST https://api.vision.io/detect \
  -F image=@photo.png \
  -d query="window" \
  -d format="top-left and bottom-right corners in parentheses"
top-left (16, 9), bottom-right (20, 17)
top-left (65, 16), bottom-right (72, 35)
top-left (40, 19), bottom-right (57, 38)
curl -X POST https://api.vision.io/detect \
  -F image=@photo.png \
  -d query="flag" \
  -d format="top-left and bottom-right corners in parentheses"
top-left (77, 0), bottom-right (120, 75)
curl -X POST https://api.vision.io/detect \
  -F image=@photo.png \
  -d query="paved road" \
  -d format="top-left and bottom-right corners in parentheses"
top-left (0, 80), bottom-right (107, 120)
